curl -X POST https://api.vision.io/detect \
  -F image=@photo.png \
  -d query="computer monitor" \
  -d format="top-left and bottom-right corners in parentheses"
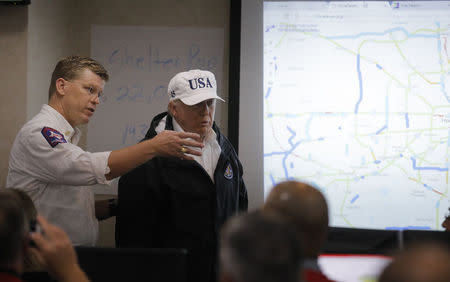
top-left (75, 247), bottom-right (187, 282)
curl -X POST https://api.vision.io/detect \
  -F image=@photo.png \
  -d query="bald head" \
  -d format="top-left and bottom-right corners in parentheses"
top-left (263, 181), bottom-right (328, 258)
top-left (379, 242), bottom-right (450, 282)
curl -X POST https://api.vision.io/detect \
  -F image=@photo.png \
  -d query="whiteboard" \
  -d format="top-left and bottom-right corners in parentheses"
top-left (88, 25), bottom-right (224, 194)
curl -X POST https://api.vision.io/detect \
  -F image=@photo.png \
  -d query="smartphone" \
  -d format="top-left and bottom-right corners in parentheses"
top-left (29, 219), bottom-right (42, 247)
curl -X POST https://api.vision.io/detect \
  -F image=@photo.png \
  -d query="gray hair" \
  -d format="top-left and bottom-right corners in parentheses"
top-left (220, 211), bottom-right (303, 282)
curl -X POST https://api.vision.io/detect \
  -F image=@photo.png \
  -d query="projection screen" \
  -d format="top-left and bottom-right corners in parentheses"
top-left (239, 0), bottom-right (450, 230)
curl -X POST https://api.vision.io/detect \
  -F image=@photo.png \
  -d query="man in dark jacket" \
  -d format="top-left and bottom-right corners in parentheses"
top-left (116, 70), bottom-right (248, 282)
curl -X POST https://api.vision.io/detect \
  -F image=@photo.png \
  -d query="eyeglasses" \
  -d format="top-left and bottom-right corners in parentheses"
top-left (65, 78), bottom-right (103, 98)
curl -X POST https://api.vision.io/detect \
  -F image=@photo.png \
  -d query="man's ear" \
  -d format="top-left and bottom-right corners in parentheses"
top-left (168, 101), bottom-right (178, 118)
top-left (55, 78), bottom-right (68, 96)
top-left (22, 233), bottom-right (30, 257)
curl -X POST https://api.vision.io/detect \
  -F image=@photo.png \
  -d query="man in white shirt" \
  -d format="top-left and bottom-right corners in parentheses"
top-left (7, 56), bottom-right (203, 246)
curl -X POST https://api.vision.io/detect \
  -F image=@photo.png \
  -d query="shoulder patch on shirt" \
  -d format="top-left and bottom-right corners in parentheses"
top-left (224, 163), bottom-right (233, 179)
top-left (41, 127), bottom-right (67, 148)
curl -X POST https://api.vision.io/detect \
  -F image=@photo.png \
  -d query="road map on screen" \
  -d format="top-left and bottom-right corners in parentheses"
top-left (263, 1), bottom-right (450, 230)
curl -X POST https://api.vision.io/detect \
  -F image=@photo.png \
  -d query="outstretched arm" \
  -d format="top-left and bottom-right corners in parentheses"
top-left (106, 130), bottom-right (203, 180)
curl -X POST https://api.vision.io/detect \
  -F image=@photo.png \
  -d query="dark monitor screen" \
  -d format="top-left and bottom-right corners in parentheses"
top-left (0, 0), bottom-right (30, 5)
top-left (75, 247), bottom-right (187, 282)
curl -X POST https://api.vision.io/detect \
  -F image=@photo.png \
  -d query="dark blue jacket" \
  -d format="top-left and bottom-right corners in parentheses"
top-left (116, 112), bottom-right (248, 282)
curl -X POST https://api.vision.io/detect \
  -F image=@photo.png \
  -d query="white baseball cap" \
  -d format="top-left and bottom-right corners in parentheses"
top-left (167, 69), bottom-right (225, 106)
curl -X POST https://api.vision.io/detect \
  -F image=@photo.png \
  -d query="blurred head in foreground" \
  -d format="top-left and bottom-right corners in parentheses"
top-left (264, 180), bottom-right (329, 258)
top-left (379, 242), bottom-right (450, 282)
top-left (219, 211), bottom-right (303, 282)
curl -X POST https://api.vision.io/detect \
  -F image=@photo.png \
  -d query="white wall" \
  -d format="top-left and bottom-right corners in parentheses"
top-left (27, 0), bottom-right (77, 119)
top-left (0, 5), bottom-right (27, 188)
top-left (239, 0), bottom-right (264, 210)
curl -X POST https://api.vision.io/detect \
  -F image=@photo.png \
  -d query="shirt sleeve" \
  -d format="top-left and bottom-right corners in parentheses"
top-left (18, 126), bottom-right (112, 186)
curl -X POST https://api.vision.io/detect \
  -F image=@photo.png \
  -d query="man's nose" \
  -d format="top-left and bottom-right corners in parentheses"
top-left (92, 94), bottom-right (100, 104)
top-left (199, 102), bottom-right (209, 113)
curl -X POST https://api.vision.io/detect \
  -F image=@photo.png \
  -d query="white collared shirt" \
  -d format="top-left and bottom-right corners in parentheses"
top-left (7, 104), bottom-right (111, 246)
top-left (156, 115), bottom-right (221, 182)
